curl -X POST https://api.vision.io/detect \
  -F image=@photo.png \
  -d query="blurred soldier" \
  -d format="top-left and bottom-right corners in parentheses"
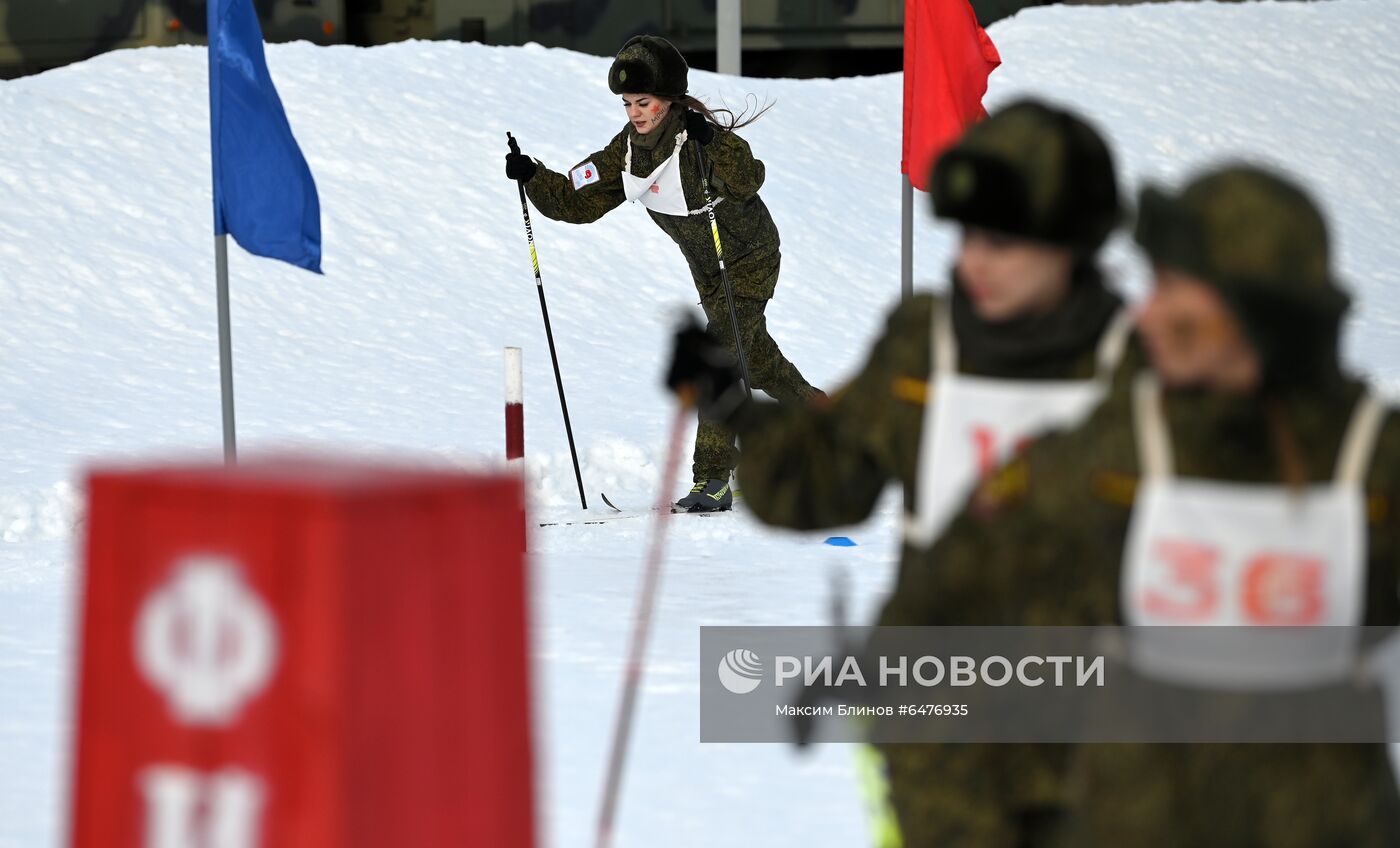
top-left (1061, 167), bottom-right (1398, 846)
top-left (872, 166), bottom-right (1400, 846)
top-left (668, 99), bottom-right (1132, 846)
top-left (505, 34), bottom-right (818, 511)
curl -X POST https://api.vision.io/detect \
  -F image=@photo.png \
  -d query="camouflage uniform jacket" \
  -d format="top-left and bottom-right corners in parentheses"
top-left (881, 366), bottom-right (1400, 846)
top-left (523, 109), bottom-right (781, 300)
top-left (738, 286), bottom-right (1400, 845)
top-left (733, 287), bottom-right (1132, 847)
top-left (735, 288), bottom-right (1132, 530)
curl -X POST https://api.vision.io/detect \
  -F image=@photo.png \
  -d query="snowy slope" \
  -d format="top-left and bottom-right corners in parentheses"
top-left (2, 1), bottom-right (1400, 845)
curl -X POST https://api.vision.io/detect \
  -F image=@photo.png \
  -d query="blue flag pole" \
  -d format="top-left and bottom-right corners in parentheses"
top-left (214, 233), bottom-right (237, 462)
top-left (207, 0), bottom-right (323, 462)
top-left (209, 0), bottom-right (236, 463)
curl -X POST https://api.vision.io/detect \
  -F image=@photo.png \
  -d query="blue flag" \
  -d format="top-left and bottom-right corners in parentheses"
top-left (208, 0), bottom-right (322, 273)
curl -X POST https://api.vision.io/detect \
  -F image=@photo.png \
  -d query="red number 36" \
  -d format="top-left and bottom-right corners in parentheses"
top-left (1139, 540), bottom-right (1326, 625)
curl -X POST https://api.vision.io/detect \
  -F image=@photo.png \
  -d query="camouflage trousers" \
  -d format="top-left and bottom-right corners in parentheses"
top-left (879, 742), bottom-right (1072, 848)
top-left (692, 293), bottom-right (818, 482)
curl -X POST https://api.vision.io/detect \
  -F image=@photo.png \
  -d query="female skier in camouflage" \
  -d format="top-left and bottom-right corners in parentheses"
top-left (504, 34), bottom-right (819, 512)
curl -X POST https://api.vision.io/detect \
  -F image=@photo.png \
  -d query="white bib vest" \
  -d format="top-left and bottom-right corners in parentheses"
top-left (621, 129), bottom-right (722, 218)
top-left (1121, 373), bottom-right (1387, 688)
top-left (902, 302), bottom-right (1134, 548)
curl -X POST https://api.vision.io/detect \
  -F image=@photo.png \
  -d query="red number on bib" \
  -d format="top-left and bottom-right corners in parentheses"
top-left (1141, 540), bottom-right (1220, 622)
top-left (970, 427), bottom-right (1035, 479)
top-left (971, 427), bottom-right (997, 477)
top-left (1242, 553), bottom-right (1325, 625)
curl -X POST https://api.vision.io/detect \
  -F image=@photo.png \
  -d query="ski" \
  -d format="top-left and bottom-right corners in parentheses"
top-left (598, 493), bottom-right (673, 514)
top-left (536, 495), bottom-right (664, 527)
top-left (537, 494), bottom-right (693, 527)
top-left (536, 510), bottom-right (651, 528)
top-left (596, 492), bottom-right (732, 517)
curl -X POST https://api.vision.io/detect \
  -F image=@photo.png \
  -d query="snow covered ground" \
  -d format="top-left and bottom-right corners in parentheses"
top-left (3, 0), bottom-right (1399, 844)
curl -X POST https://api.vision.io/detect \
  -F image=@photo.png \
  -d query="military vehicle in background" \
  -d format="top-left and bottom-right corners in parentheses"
top-left (1, 0), bottom-right (1225, 81)
top-left (0, 0), bottom-right (343, 79)
top-left (351, 0), bottom-right (1207, 77)
top-left (346, 0), bottom-right (908, 66)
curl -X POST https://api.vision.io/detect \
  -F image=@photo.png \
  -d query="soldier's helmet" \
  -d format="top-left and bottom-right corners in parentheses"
top-left (930, 99), bottom-right (1121, 254)
top-left (608, 36), bottom-right (689, 98)
top-left (1136, 165), bottom-right (1351, 387)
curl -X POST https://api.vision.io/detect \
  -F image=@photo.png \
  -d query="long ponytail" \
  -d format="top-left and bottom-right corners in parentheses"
top-left (672, 93), bottom-right (773, 132)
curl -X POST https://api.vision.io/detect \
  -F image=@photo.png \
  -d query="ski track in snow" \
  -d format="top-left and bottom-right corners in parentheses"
top-left (2, 1), bottom-right (1400, 844)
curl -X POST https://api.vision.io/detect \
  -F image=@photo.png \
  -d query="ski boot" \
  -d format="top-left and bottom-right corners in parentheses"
top-left (675, 478), bottom-right (733, 513)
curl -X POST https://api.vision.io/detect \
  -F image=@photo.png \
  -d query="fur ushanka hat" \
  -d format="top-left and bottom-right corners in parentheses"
top-left (930, 99), bottom-right (1121, 254)
top-left (608, 35), bottom-right (689, 98)
top-left (1136, 165), bottom-right (1351, 388)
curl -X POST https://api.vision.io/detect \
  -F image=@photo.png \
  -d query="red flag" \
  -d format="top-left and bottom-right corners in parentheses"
top-left (902, 0), bottom-right (1002, 191)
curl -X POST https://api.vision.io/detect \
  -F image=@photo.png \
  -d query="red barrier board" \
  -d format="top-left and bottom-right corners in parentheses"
top-left (71, 459), bottom-right (533, 848)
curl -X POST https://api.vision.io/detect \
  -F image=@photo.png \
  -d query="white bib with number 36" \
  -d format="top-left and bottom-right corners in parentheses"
top-left (902, 302), bottom-right (1133, 548)
top-left (1121, 374), bottom-right (1387, 688)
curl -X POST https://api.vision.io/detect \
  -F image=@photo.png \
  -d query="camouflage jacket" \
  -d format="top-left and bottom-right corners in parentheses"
top-left (878, 362), bottom-right (1400, 846)
top-left (523, 109), bottom-right (781, 300)
top-left (734, 286), bottom-right (1400, 845)
top-left (735, 286), bottom-right (1133, 530)
top-left (733, 288), bottom-right (1134, 843)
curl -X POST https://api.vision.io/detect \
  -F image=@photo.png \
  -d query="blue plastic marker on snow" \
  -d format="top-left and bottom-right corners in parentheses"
top-left (824, 536), bottom-right (857, 547)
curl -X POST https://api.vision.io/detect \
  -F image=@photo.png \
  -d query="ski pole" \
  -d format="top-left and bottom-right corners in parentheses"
top-left (507, 132), bottom-right (588, 510)
top-left (594, 394), bottom-right (692, 848)
top-left (691, 139), bottom-right (754, 402)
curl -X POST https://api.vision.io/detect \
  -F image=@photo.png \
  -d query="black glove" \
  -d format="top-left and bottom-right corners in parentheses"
top-left (684, 109), bottom-right (716, 146)
top-left (665, 316), bottom-right (744, 419)
top-left (790, 678), bottom-right (837, 748)
top-left (505, 150), bottom-right (536, 182)
top-left (791, 644), bottom-right (879, 749)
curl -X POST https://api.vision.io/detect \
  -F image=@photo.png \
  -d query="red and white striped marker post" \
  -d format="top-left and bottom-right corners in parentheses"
top-left (505, 347), bottom-right (524, 461)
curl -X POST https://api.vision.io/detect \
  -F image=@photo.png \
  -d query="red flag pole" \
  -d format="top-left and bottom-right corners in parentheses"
top-left (901, 176), bottom-right (913, 302)
top-left (900, 0), bottom-right (916, 303)
top-left (900, 0), bottom-right (1001, 301)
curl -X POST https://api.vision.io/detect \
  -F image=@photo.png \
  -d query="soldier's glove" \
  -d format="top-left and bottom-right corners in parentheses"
top-left (684, 109), bottom-right (716, 146)
top-left (505, 149), bottom-right (537, 182)
top-left (665, 316), bottom-right (746, 421)
top-left (790, 678), bottom-right (840, 749)
top-left (791, 630), bottom-right (869, 749)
